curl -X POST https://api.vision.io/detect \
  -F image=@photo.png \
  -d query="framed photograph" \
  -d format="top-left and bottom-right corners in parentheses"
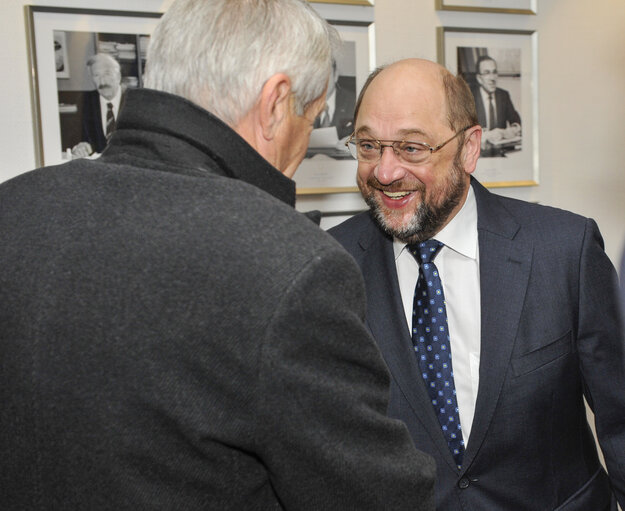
top-left (435, 0), bottom-right (536, 14)
top-left (26, 6), bottom-right (162, 167)
top-left (294, 4), bottom-right (374, 195)
top-left (437, 27), bottom-right (538, 188)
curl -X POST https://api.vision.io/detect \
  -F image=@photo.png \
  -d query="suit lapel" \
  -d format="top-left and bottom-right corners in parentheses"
top-left (462, 180), bottom-right (533, 467)
top-left (357, 219), bottom-right (460, 471)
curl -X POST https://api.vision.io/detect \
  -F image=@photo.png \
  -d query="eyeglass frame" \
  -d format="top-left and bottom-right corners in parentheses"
top-left (344, 125), bottom-right (474, 164)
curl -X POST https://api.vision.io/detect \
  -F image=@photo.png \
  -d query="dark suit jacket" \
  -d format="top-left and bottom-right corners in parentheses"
top-left (81, 89), bottom-right (125, 153)
top-left (330, 178), bottom-right (625, 510)
top-left (81, 89), bottom-right (107, 153)
top-left (471, 85), bottom-right (521, 130)
top-left (332, 76), bottom-right (357, 139)
top-left (0, 88), bottom-right (435, 510)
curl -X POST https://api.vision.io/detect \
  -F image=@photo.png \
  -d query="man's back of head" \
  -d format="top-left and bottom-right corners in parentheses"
top-left (143, 0), bottom-right (339, 127)
top-left (0, 2), bottom-right (438, 510)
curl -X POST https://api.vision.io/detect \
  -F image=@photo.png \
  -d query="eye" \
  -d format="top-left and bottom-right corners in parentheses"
top-left (357, 140), bottom-right (379, 153)
top-left (399, 142), bottom-right (427, 154)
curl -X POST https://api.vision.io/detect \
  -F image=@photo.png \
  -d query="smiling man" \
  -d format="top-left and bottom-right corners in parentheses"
top-left (330, 58), bottom-right (625, 510)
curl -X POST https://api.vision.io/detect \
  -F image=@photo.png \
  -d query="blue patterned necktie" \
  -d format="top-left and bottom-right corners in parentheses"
top-left (409, 240), bottom-right (464, 469)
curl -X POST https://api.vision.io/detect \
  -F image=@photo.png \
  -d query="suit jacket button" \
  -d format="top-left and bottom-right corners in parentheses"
top-left (458, 477), bottom-right (470, 489)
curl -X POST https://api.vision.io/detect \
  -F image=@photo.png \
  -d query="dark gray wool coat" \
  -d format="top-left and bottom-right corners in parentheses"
top-left (0, 88), bottom-right (435, 510)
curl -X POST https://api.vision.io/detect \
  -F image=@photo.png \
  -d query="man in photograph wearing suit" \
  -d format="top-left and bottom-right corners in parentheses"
top-left (470, 55), bottom-right (521, 157)
top-left (331, 58), bottom-right (625, 510)
top-left (0, 2), bottom-right (435, 509)
top-left (314, 58), bottom-right (356, 140)
top-left (71, 53), bottom-right (123, 158)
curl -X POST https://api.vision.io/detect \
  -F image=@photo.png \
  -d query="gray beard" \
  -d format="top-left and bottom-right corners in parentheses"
top-left (364, 162), bottom-right (467, 244)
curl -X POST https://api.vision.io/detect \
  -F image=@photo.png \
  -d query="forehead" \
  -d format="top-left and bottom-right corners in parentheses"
top-left (356, 63), bottom-right (449, 140)
top-left (90, 60), bottom-right (117, 74)
top-left (479, 59), bottom-right (496, 71)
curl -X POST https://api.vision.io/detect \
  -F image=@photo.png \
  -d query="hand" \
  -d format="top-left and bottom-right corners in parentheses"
top-left (503, 123), bottom-right (521, 139)
top-left (482, 128), bottom-right (505, 147)
top-left (71, 141), bottom-right (93, 159)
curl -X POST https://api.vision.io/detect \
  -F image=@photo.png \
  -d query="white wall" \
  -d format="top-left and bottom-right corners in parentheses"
top-left (2, 0), bottom-right (624, 266)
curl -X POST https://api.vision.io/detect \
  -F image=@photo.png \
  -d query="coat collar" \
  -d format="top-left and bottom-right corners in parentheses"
top-left (104, 88), bottom-right (296, 208)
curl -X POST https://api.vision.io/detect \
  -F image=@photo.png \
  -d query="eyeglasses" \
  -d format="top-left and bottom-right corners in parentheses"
top-left (345, 126), bottom-right (473, 165)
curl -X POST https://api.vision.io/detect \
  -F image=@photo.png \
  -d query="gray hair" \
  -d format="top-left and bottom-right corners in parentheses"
top-left (86, 53), bottom-right (121, 73)
top-left (143, 0), bottom-right (340, 126)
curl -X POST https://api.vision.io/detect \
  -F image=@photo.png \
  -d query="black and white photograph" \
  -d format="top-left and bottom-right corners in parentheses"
top-left (305, 40), bottom-right (357, 161)
top-left (55, 30), bottom-right (150, 158)
top-left (438, 27), bottom-right (538, 187)
top-left (26, 7), bottom-right (161, 167)
top-left (457, 47), bottom-right (522, 158)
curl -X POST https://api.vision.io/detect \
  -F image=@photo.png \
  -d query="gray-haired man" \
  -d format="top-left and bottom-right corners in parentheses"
top-left (0, 1), bottom-right (435, 509)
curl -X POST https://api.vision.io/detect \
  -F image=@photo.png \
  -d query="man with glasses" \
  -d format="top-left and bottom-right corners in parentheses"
top-left (471, 55), bottom-right (521, 157)
top-left (0, 4), bottom-right (436, 509)
top-left (331, 58), bottom-right (625, 510)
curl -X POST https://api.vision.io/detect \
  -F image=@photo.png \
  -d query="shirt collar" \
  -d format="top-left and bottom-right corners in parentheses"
top-left (100, 85), bottom-right (123, 110)
top-left (393, 184), bottom-right (478, 261)
top-left (479, 86), bottom-right (493, 103)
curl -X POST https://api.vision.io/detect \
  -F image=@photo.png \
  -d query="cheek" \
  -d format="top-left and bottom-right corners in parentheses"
top-left (356, 163), bottom-right (375, 184)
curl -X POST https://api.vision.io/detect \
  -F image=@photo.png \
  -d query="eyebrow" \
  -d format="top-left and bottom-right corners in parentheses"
top-left (355, 126), bottom-right (431, 140)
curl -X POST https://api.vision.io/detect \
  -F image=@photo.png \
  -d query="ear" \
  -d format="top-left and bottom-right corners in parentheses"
top-left (258, 73), bottom-right (293, 141)
top-left (461, 125), bottom-right (482, 175)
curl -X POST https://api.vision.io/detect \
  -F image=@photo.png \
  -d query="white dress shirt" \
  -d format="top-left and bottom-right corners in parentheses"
top-left (394, 185), bottom-right (481, 445)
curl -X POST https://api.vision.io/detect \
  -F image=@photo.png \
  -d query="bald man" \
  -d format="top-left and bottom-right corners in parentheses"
top-left (330, 58), bottom-right (625, 510)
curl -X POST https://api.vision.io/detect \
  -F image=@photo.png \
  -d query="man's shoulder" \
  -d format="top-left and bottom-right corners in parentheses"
top-left (327, 210), bottom-right (385, 255)
top-left (328, 210), bottom-right (373, 238)
top-left (495, 87), bottom-right (513, 100)
top-left (481, 185), bottom-right (589, 240)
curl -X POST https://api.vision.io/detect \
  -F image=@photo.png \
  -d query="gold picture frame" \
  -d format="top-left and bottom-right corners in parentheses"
top-left (311, 0), bottom-right (374, 5)
top-left (437, 26), bottom-right (539, 188)
top-left (435, 0), bottom-right (536, 15)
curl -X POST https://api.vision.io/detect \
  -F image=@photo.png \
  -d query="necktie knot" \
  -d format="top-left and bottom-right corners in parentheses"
top-left (408, 240), bottom-right (444, 264)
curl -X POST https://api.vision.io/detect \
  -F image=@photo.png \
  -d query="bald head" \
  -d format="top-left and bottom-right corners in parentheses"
top-left (353, 58), bottom-right (477, 134)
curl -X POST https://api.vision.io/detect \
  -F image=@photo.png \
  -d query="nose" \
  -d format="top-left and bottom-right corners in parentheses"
top-left (374, 144), bottom-right (406, 185)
